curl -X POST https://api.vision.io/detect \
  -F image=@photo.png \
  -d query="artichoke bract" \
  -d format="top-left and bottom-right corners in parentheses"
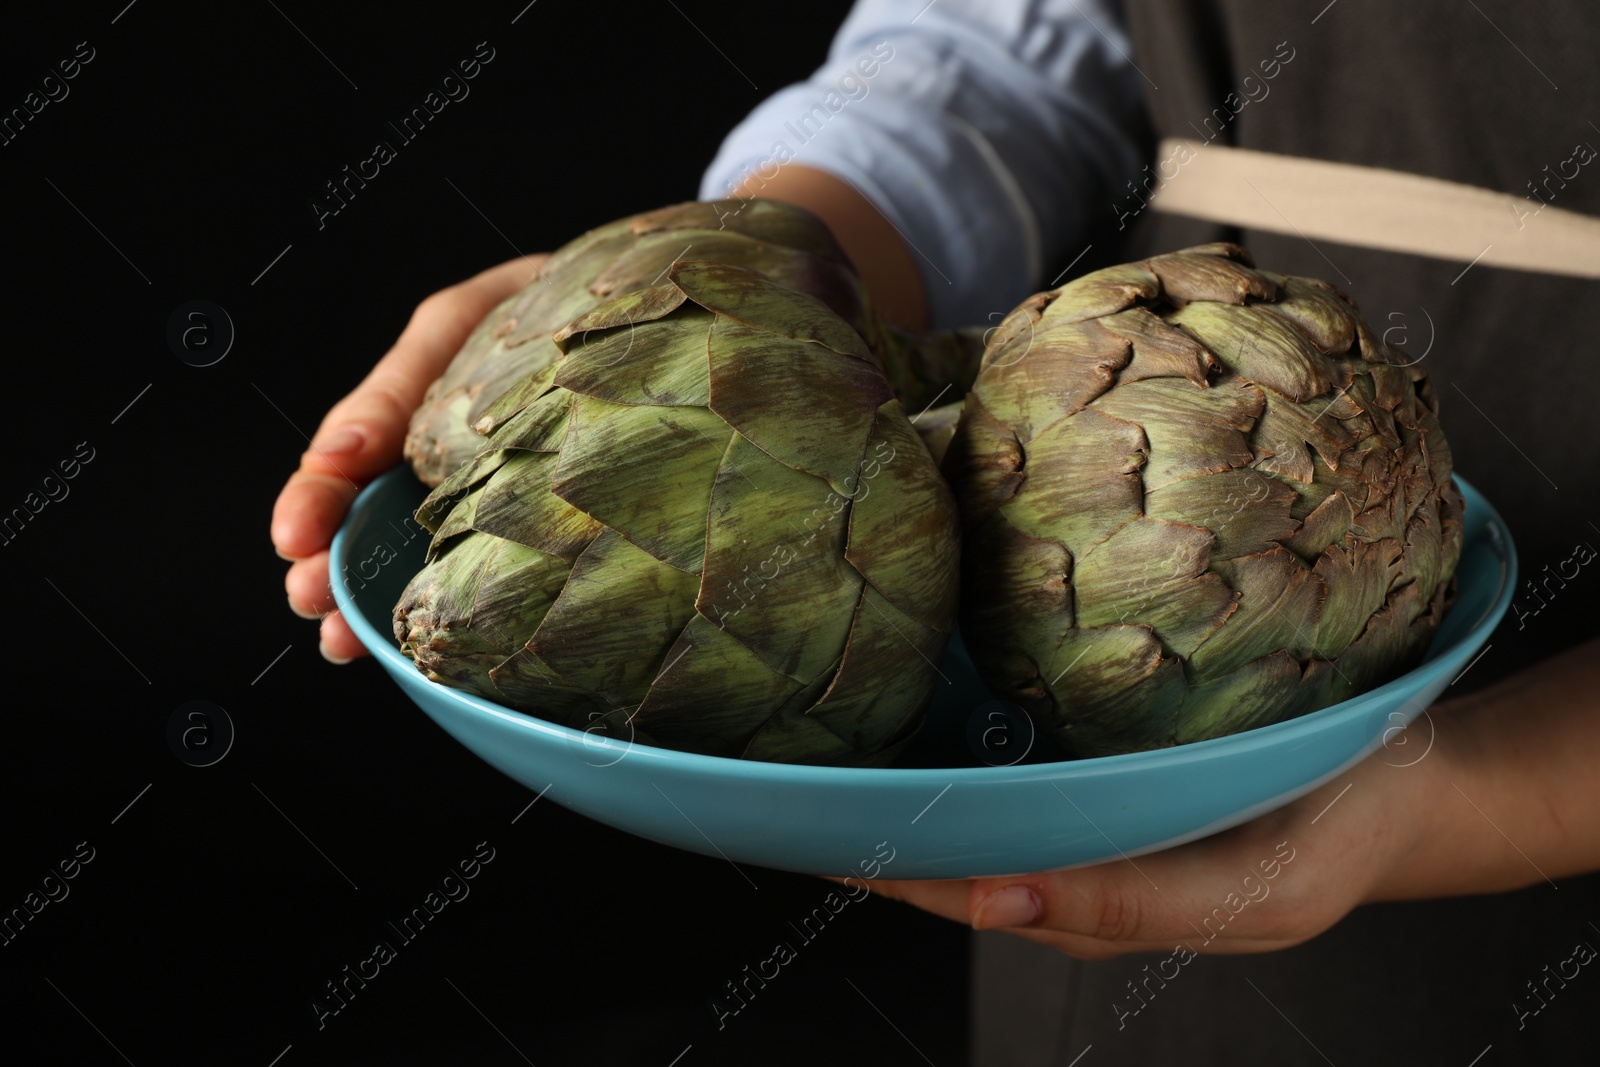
top-left (945, 243), bottom-right (1462, 757)
top-left (402, 199), bottom-right (973, 486)
top-left (394, 260), bottom-right (961, 766)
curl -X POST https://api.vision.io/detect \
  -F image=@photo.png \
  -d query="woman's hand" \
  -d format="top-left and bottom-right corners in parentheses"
top-left (864, 640), bottom-right (1600, 959)
top-left (271, 254), bottom-right (548, 662)
top-left (867, 732), bottom-right (1434, 960)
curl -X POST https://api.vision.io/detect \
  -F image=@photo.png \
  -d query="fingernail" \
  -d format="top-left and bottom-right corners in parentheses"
top-left (311, 427), bottom-right (365, 456)
top-left (973, 886), bottom-right (1041, 930)
top-left (275, 546), bottom-right (296, 561)
top-left (288, 596), bottom-right (320, 620)
top-left (319, 640), bottom-right (354, 665)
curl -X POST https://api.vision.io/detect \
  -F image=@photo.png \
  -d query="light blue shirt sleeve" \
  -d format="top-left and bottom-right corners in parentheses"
top-left (698, 0), bottom-right (1147, 328)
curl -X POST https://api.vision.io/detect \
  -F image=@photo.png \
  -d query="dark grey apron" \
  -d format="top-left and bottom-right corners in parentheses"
top-left (976, 3), bottom-right (1600, 1063)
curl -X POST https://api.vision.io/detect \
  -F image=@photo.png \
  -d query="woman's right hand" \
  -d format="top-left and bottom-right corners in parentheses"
top-left (271, 253), bottom-right (549, 663)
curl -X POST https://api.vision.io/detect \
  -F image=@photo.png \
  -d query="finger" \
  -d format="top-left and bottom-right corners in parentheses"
top-left (360, 253), bottom-right (549, 442)
top-left (860, 778), bottom-right (1378, 960)
top-left (968, 853), bottom-right (1236, 947)
top-left (970, 870), bottom-right (1290, 960)
top-left (319, 610), bottom-right (366, 663)
top-left (271, 253), bottom-right (548, 561)
top-left (274, 466), bottom-right (366, 560)
top-left (858, 825), bottom-right (1293, 939)
top-left (268, 393), bottom-right (408, 563)
top-left (864, 874), bottom-right (1255, 959)
top-left (269, 346), bottom-right (434, 560)
top-left (376, 252), bottom-right (548, 401)
top-left (998, 924), bottom-right (1309, 960)
top-left (870, 876), bottom-right (1188, 958)
top-left (285, 553), bottom-right (333, 619)
top-left (864, 878), bottom-right (975, 927)
top-left (974, 808), bottom-right (1345, 952)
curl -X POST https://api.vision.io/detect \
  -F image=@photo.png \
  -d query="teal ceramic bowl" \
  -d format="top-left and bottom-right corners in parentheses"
top-left (333, 468), bottom-right (1514, 879)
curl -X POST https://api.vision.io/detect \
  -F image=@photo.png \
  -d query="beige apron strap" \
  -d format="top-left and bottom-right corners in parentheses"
top-left (1149, 137), bottom-right (1600, 279)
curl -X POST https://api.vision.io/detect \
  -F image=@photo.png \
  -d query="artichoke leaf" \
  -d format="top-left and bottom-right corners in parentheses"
top-left (404, 385), bottom-right (480, 487)
top-left (670, 260), bottom-right (873, 361)
top-left (1330, 580), bottom-right (1424, 702)
top-left (490, 648), bottom-right (612, 725)
top-left (466, 538), bottom-right (572, 652)
top-left (472, 362), bottom-right (560, 436)
top-left (1189, 548), bottom-right (1325, 679)
top-left (587, 230), bottom-right (731, 300)
top-left (1168, 302), bottom-right (1332, 402)
top-left (1284, 489), bottom-right (1357, 560)
top-left (1042, 625), bottom-right (1186, 755)
top-left (474, 451), bottom-right (604, 561)
top-left (697, 433), bottom-right (863, 683)
top-left (581, 230), bottom-right (866, 332)
top-left (393, 533), bottom-right (495, 663)
top-left (1249, 385), bottom-right (1364, 484)
top-left (843, 399), bottom-right (961, 630)
top-left (1416, 398), bottom-right (1455, 492)
top-left (802, 584), bottom-right (944, 756)
top-left (419, 455), bottom-right (501, 533)
top-left (551, 396), bottom-right (729, 572)
top-left (630, 615), bottom-right (809, 759)
top-left (1256, 274), bottom-right (1358, 355)
top-left (1349, 450), bottom-right (1412, 545)
top-left (551, 280), bottom-right (688, 348)
top-left (1144, 468), bottom-right (1300, 562)
top-left (1037, 262), bottom-right (1160, 326)
top-left (984, 291), bottom-right (1049, 353)
top-left (525, 528), bottom-right (700, 708)
top-left (1311, 536), bottom-right (1404, 657)
top-left (395, 536), bottom-right (565, 696)
top-left (910, 399), bottom-right (963, 467)
top-left (706, 317), bottom-right (889, 495)
top-left (1072, 516), bottom-right (1239, 658)
top-left (1399, 495), bottom-right (1446, 613)
top-left (740, 698), bottom-right (868, 766)
top-left (485, 384), bottom-right (573, 453)
top-left (1148, 247), bottom-right (1275, 306)
top-left (1438, 483), bottom-right (1466, 586)
top-left (1092, 377), bottom-right (1263, 490)
top-left (940, 393), bottom-right (1025, 527)
top-left (972, 318), bottom-right (1132, 444)
top-left (554, 313), bottom-right (712, 407)
top-left (1004, 404), bottom-right (1146, 558)
top-left (960, 513), bottom-right (1074, 671)
top-left (428, 482), bottom-right (486, 556)
top-left (631, 199), bottom-right (849, 262)
top-left (1102, 306), bottom-right (1219, 386)
top-left (1362, 355), bottom-right (1412, 410)
top-left (1340, 369), bottom-right (1402, 449)
top-left (1174, 650), bottom-right (1304, 744)
top-left (459, 346), bottom-right (563, 435)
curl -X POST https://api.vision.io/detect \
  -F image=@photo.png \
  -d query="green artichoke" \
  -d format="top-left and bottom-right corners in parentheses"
top-left (394, 260), bottom-right (961, 765)
top-left (403, 199), bottom-right (974, 486)
top-left (945, 243), bottom-right (1462, 757)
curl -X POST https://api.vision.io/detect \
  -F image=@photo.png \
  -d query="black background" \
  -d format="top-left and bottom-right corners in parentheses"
top-left (0, 2), bottom-right (971, 1064)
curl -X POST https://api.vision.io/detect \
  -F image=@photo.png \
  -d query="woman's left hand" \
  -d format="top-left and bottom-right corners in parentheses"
top-left (861, 668), bottom-right (1584, 960)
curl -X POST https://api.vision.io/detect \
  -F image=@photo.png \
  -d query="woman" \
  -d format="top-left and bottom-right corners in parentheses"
top-left (274, 2), bottom-right (1600, 1062)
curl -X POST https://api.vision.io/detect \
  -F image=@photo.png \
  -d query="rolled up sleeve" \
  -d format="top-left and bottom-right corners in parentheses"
top-left (699, 0), bottom-right (1147, 327)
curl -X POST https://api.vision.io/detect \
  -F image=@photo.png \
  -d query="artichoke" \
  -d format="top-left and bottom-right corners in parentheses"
top-left (945, 243), bottom-right (1462, 757)
top-left (403, 199), bottom-right (975, 486)
top-left (394, 260), bottom-right (961, 766)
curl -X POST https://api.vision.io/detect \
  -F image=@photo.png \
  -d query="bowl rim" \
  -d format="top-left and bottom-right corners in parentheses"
top-left (334, 470), bottom-right (1514, 784)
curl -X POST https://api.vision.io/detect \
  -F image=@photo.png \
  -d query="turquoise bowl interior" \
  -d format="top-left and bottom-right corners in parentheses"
top-left (333, 468), bottom-right (1514, 879)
